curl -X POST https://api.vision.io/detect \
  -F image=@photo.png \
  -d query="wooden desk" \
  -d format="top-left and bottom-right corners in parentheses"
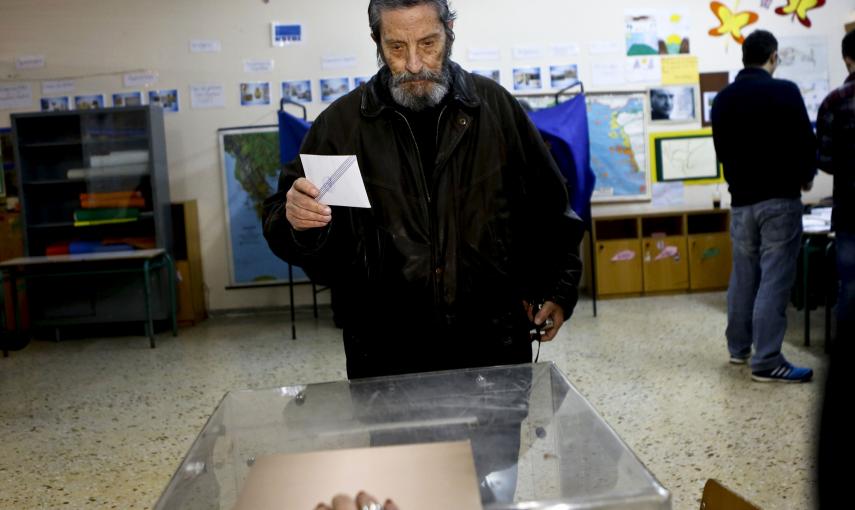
top-left (0, 249), bottom-right (177, 354)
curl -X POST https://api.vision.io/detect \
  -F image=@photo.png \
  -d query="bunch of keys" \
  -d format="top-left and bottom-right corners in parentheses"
top-left (528, 301), bottom-right (555, 342)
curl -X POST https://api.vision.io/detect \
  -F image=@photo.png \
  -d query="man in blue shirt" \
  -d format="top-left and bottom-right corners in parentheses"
top-left (711, 30), bottom-right (816, 383)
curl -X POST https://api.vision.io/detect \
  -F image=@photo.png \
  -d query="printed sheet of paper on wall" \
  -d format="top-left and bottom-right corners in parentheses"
top-left (231, 441), bottom-right (482, 510)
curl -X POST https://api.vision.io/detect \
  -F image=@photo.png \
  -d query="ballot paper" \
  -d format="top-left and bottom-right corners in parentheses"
top-left (300, 154), bottom-right (371, 208)
top-left (231, 441), bottom-right (482, 510)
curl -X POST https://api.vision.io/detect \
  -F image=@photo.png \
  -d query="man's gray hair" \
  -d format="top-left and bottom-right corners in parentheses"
top-left (368, 0), bottom-right (457, 65)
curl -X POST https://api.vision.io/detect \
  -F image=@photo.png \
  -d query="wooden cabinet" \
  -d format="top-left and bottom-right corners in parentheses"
top-left (687, 212), bottom-right (731, 290)
top-left (592, 209), bottom-right (731, 297)
top-left (594, 218), bottom-right (642, 296)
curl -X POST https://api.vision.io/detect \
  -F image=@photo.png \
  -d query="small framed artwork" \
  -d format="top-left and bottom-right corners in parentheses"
top-left (74, 94), bottom-right (104, 110)
top-left (148, 89), bottom-right (180, 112)
top-left (353, 76), bottom-right (371, 88)
top-left (549, 64), bottom-right (579, 89)
top-left (40, 96), bottom-right (70, 111)
top-left (271, 22), bottom-right (303, 47)
top-left (472, 69), bottom-right (500, 83)
top-left (282, 80), bottom-right (313, 103)
top-left (647, 85), bottom-right (697, 123)
top-left (240, 82), bottom-right (271, 106)
top-left (513, 67), bottom-right (542, 91)
top-left (113, 91), bottom-right (143, 107)
top-left (649, 128), bottom-right (724, 184)
top-left (320, 77), bottom-right (349, 103)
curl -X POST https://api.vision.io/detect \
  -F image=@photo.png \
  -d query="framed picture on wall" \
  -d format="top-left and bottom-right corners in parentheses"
top-left (649, 129), bottom-right (724, 184)
top-left (647, 85), bottom-right (697, 123)
top-left (271, 22), bottom-right (303, 47)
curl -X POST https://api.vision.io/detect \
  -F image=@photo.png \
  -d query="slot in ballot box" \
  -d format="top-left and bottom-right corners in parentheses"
top-left (155, 362), bottom-right (670, 510)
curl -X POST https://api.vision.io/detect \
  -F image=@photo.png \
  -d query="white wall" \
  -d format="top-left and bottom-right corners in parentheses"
top-left (2, 0), bottom-right (853, 310)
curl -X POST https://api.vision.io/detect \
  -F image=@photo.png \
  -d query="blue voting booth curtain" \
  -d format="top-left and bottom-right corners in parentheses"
top-left (278, 109), bottom-right (311, 165)
top-left (529, 94), bottom-right (596, 224)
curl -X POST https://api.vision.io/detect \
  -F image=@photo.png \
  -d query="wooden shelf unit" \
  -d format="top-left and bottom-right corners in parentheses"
top-left (592, 209), bottom-right (731, 297)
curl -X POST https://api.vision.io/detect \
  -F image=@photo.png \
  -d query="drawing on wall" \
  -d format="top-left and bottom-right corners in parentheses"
top-left (626, 10), bottom-right (690, 56)
top-left (40, 97), bottom-right (69, 111)
top-left (513, 67), bottom-right (542, 91)
top-left (550, 64), bottom-right (579, 89)
top-left (218, 125), bottom-right (308, 286)
top-left (74, 94), bottom-right (104, 110)
top-left (282, 80), bottom-right (312, 103)
top-left (113, 91), bottom-right (143, 107)
top-left (585, 92), bottom-right (650, 202)
top-left (320, 77), bottom-right (349, 103)
top-left (240, 82), bottom-right (271, 106)
top-left (708, 2), bottom-right (759, 44)
top-left (353, 76), bottom-right (371, 88)
top-left (650, 129), bottom-right (723, 184)
top-left (774, 0), bottom-right (825, 28)
top-left (149, 89), bottom-right (179, 112)
top-left (472, 69), bottom-right (500, 83)
top-left (776, 36), bottom-right (830, 122)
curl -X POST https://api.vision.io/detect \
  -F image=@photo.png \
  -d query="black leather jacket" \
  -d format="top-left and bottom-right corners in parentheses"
top-left (263, 63), bottom-right (584, 378)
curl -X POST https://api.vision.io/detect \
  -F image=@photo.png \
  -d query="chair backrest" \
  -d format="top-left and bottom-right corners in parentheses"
top-left (700, 479), bottom-right (762, 510)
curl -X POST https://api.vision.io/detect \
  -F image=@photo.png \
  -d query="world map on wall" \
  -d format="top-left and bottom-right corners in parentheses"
top-left (221, 127), bottom-right (307, 286)
top-left (586, 94), bottom-right (649, 201)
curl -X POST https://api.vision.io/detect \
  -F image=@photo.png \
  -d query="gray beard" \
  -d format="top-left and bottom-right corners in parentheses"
top-left (388, 64), bottom-right (451, 111)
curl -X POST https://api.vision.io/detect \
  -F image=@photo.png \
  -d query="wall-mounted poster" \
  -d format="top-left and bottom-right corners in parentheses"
top-left (626, 9), bottom-right (691, 56)
top-left (586, 92), bottom-right (650, 202)
top-left (353, 76), bottom-right (371, 88)
top-left (40, 96), bottom-right (70, 111)
top-left (74, 94), bottom-right (104, 110)
top-left (282, 80), bottom-right (312, 103)
top-left (549, 64), bottom-right (579, 89)
top-left (699, 72), bottom-right (729, 127)
top-left (320, 77), bottom-right (349, 103)
top-left (218, 125), bottom-right (307, 286)
top-left (148, 89), bottom-right (179, 112)
top-left (650, 129), bottom-right (724, 184)
top-left (512, 67), bottom-right (542, 91)
top-left (472, 69), bottom-right (500, 83)
top-left (271, 22), bottom-right (303, 46)
top-left (648, 85), bottom-right (697, 123)
top-left (240, 82), bottom-right (271, 106)
top-left (113, 91), bottom-right (143, 107)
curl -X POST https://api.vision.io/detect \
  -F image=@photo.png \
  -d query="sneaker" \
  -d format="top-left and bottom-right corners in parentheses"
top-left (729, 355), bottom-right (749, 365)
top-left (751, 362), bottom-right (813, 383)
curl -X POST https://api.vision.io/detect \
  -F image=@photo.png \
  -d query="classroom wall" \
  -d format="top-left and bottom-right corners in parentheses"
top-left (2, 0), bottom-right (853, 311)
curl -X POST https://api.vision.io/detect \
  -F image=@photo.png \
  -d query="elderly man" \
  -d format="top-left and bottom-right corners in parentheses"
top-left (650, 88), bottom-right (674, 120)
top-left (263, 0), bottom-right (583, 380)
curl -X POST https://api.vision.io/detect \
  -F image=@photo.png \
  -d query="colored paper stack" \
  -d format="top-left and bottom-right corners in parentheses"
top-left (79, 191), bottom-right (146, 210)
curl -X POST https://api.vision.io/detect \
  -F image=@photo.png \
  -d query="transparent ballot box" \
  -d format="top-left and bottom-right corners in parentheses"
top-left (154, 362), bottom-right (670, 509)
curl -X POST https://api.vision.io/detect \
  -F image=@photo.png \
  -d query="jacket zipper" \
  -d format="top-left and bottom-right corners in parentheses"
top-left (394, 109), bottom-right (440, 308)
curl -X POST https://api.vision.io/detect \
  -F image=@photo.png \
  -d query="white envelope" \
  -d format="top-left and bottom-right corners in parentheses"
top-left (300, 154), bottom-right (371, 208)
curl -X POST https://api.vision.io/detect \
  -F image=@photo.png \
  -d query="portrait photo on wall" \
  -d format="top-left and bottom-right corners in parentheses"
top-left (648, 85), bottom-right (696, 123)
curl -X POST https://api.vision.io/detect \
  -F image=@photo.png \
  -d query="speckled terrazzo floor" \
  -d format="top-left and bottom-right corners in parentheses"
top-left (0, 292), bottom-right (828, 510)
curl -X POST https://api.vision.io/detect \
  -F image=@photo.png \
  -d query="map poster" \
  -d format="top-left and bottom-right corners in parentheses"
top-left (585, 92), bottom-right (650, 202)
top-left (218, 125), bottom-right (308, 287)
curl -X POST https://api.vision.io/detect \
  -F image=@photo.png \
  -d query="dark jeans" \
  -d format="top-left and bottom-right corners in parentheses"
top-left (727, 198), bottom-right (803, 371)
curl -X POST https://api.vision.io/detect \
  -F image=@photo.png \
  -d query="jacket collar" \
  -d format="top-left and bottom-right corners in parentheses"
top-left (361, 60), bottom-right (480, 117)
top-left (846, 71), bottom-right (855, 85)
top-left (735, 67), bottom-right (772, 81)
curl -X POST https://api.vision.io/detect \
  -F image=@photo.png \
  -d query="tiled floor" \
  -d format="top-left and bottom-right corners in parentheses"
top-left (0, 292), bottom-right (828, 509)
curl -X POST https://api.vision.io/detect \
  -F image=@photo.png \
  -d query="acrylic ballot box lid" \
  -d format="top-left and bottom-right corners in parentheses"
top-left (154, 362), bottom-right (670, 510)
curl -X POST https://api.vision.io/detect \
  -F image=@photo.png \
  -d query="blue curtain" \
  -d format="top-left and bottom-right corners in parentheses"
top-left (529, 94), bottom-right (596, 224)
top-left (277, 109), bottom-right (311, 165)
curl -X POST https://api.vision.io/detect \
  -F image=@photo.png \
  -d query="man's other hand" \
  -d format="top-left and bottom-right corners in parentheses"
top-left (286, 177), bottom-right (333, 231)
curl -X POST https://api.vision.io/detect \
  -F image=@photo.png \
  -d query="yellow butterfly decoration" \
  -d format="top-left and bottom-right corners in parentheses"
top-left (708, 2), bottom-right (759, 44)
top-left (775, 0), bottom-right (825, 28)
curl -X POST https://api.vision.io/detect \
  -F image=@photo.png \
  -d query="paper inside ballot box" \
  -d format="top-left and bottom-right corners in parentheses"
top-left (232, 440), bottom-right (482, 510)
